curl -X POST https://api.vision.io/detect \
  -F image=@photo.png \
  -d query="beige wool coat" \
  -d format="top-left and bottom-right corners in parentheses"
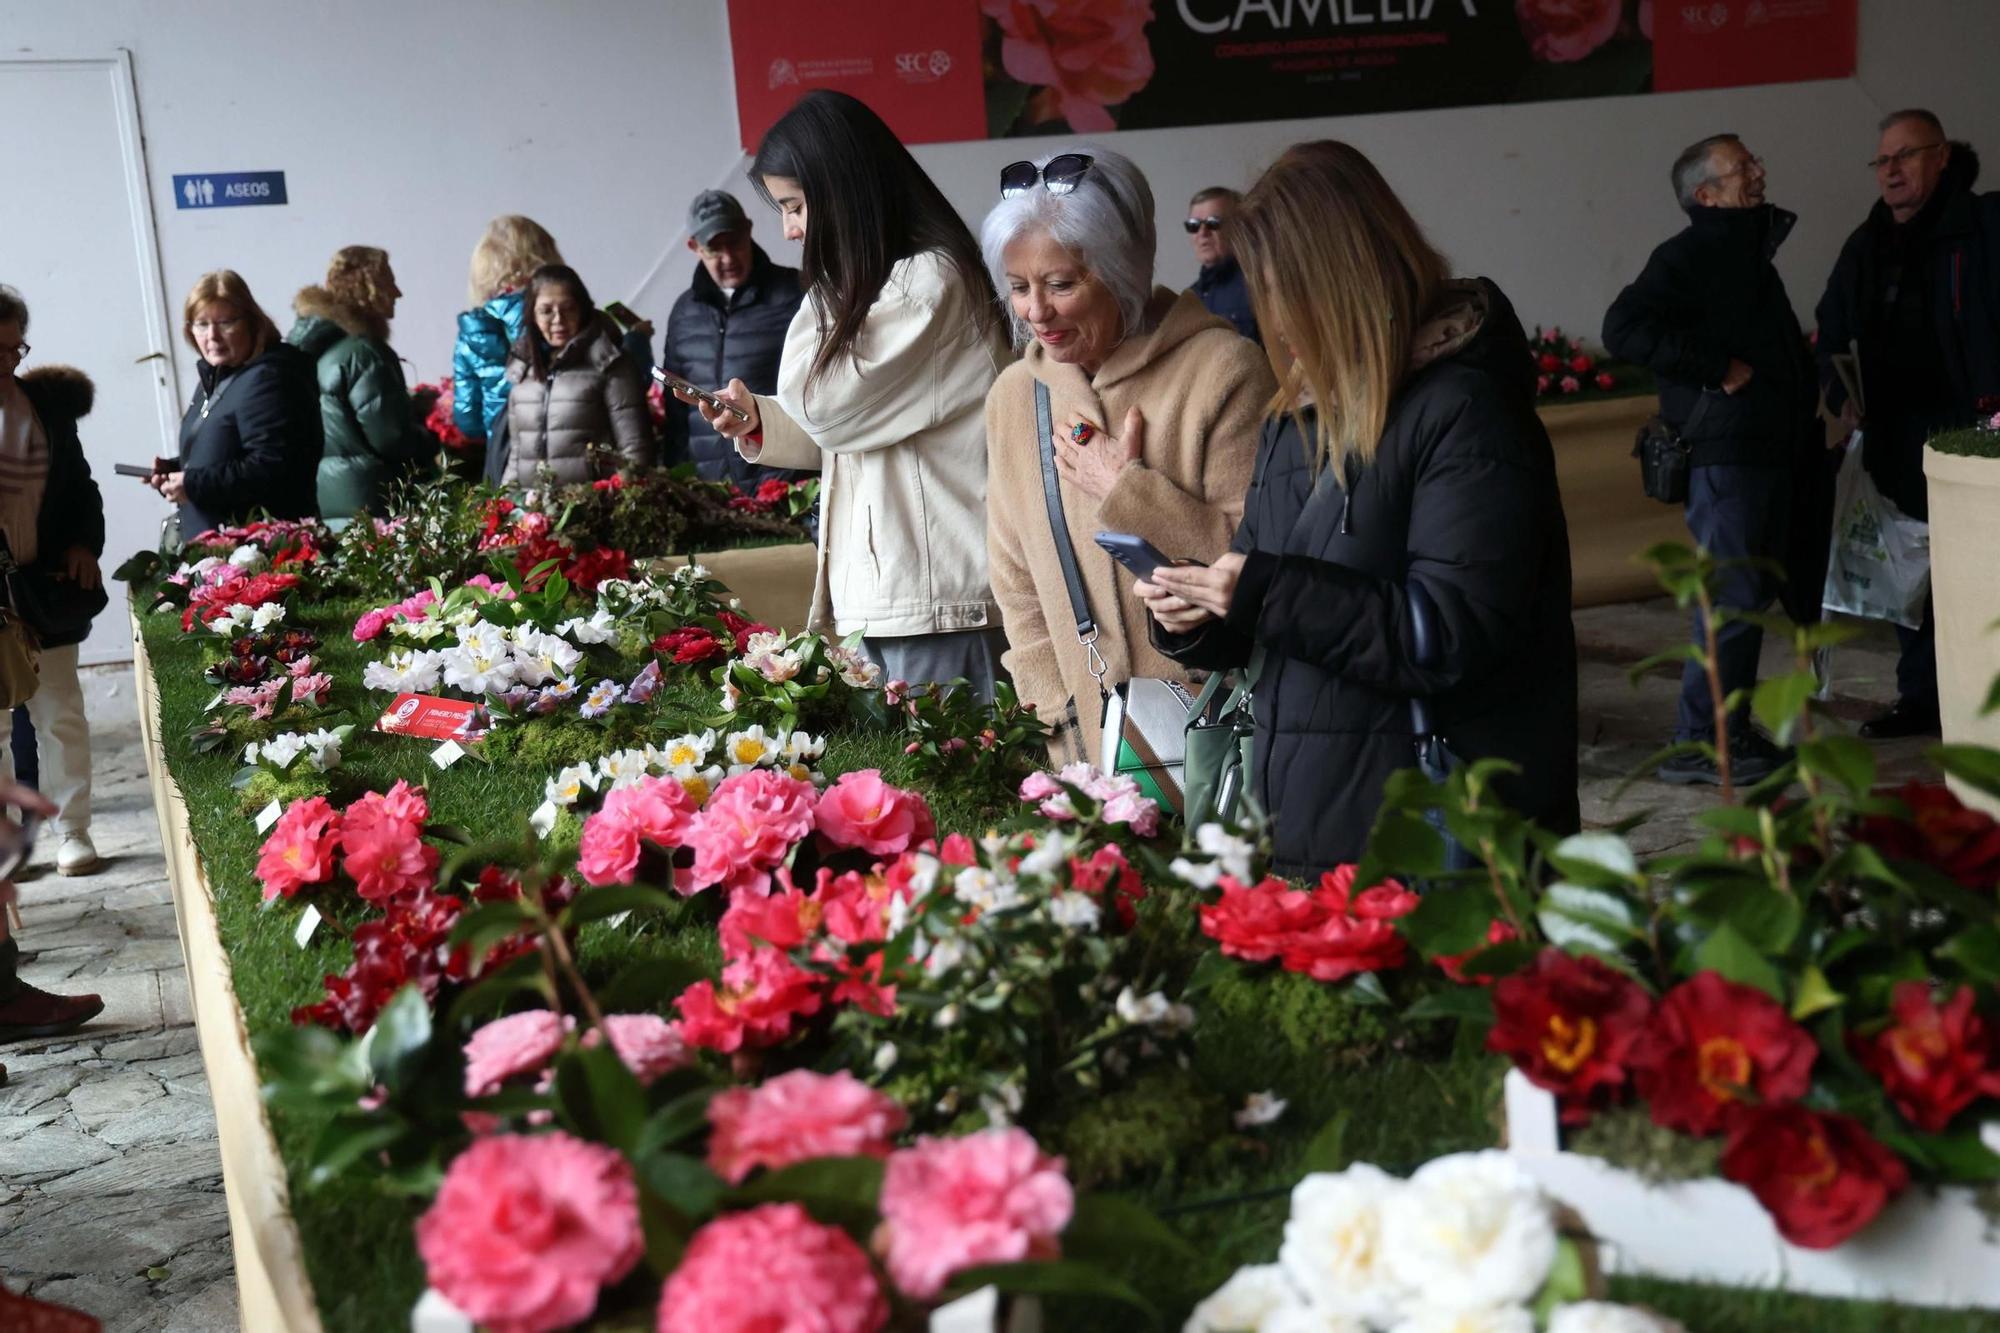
top-left (985, 288), bottom-right (1275, 760)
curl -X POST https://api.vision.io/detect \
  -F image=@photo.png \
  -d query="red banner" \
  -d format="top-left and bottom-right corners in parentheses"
top-left (1653, 0), bottom-right (1858, 93)
top-left (727, 0), bottom-right (985, 152)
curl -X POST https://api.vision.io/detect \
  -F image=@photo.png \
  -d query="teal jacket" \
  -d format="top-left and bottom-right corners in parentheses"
top-left (452, 288), bottom-right (527, 443)
top-left (286, 287), bottom-right (433, 519)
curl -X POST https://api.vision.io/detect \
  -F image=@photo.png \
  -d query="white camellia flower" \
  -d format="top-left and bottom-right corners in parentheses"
top-left (1015, 829), bottom-right (1072, 880)
top-left (655, 729), bottom-right (716, 775)
top-left (301, 728), bottom-right (344, 772)
top-left (1547, 1303), bottom-right (1689, 1333)
top-left (1380, 1152), bottom-right (1556, 1317)
top-left (207, 603), bottom-right (255, 636)
top-left (1386, 1309), bottom-right (1537, 1333)
top-left (921, 936), bottom-right (967, 977)
top-left (952, 865), bottom-right (1022, 915)
top-left (719, 677), bottom-right (742, 714)
top-left (513, 629), bottom-right (583, 685)
top-left (363, 648), bottom-right (443, 693)
top-left (249, 602), bottom-right (287, 632)
top-left (243, 741), bottom-right (260, 764)
top-left (1234, 1091), bottom-right (1289, 1128)
top-left (259, 732), bottom-right (307, 770)
top-left (555, 609), bottom-right (618, 645)
top-left (723, 725), bottom-right (781, 775)
top-left (1046, 891), bottom-right (1102, 931)
top-left (872, 1043), bottom-right (899, 1073)
top-left (545, 764), bottom-right (599, 808)
top-left (391, 616), bottom-right (448, 642)
top-left (1279, 1164), bottom-right (1404, 1324)
top-left (1183, 1264), bottom-right (1330, 1333)
top-left (597, 748), bottom-right (652, 790)
top-left (226, 543), bottom-right (266, 570)
top-left (1117, 987), bottom-right (1172, 1026)
top-left (677, 765), bottom-right (723, 807)
top-left (1263, 1306), bottom-right (1369, 1333)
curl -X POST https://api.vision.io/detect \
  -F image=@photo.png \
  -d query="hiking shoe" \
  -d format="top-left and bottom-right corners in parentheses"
top-left (1657, 734), bottom-right (1789, 787)
top-left (0, 981), bottom-right (104, 1042)
top-left (1859, 697), bottom-right (1942, 740)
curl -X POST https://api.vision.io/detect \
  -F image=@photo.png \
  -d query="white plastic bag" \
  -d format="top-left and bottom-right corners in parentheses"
top-left (1821, 432), bottom-right (1930, 629)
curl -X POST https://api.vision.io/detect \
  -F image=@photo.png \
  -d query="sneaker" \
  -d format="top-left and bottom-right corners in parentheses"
top-left (56, 832), bottom-right (101, 877)
top-left (1657, 748), bottom-right (1723, 786)
top-left (0, 981), bottom-right (104, 1042)
top-left (1859, 697), bottom-right (1942, 740)
top-left (1656, 734), bottom-right (1790, 788)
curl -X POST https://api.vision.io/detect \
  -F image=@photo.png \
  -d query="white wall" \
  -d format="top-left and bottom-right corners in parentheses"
top-left (6, 0), bottom-right (1999, 393)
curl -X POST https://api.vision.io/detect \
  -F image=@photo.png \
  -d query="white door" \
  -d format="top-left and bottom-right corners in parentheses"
top-left (0, 51), bottom-right (180, 666)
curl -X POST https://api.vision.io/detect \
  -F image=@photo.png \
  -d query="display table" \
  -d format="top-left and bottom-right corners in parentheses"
top-left (660, 542), bottom-right (816, 632)
top-left (1540, 394), bottom-right (1687, 607)
top-left (133, 610), bottom-right (324, 1333)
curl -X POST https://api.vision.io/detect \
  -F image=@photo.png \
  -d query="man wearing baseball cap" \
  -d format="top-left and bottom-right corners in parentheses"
top-left (659, 190), bottom-right (811, 488)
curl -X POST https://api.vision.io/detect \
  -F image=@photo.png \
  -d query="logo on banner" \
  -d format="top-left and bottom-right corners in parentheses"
top-left (895, 49), bottom-right (953, 82)
top-left (769, 57), bottom-right (799, 89)
top-left (1680, 2), bottom-right (1730, 29)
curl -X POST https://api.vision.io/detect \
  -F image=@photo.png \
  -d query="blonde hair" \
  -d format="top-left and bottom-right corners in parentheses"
top-left (468, 215), bottom-right (564, 304)
top-left (1233, 141), bottom-right (1449, 475)
top-left (325, 245), bottom-right (395, 334)
top-left (181, 270), bottom-right (281, 358)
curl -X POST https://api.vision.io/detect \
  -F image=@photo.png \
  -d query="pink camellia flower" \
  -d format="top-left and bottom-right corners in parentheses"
top-left (675, 948), bottom-right (824, 1052)
top-left (255, 796), bottom-right (342, 901)
top-left (1516, 0), bottom-right (1621, 62)
top-left (816, 769), bottom-right (937, 857)
top-left (463, 1010), bottom-right (573, 1098)
top-left (224, 678), bottom-right (285, 720)
top-left (416, 1131), bottom-right (642, 1333)
top-left (719, 883), bottom-right (819, 961)
top-left (983, 0), bottom-right (1156, 134)
top-left (1101, 788), bottom-right (1161, 837)
top-left (286, 655), bottom-right (317, 677)
top-left (290, 671), bottom-right (333, 708)
top-left (687, 770), bottom-right (818, 897)
top-left (1018, 770), bottom-right (1063, 804)
top-left (339, 779), bottom-right (440, 901)
top-left (876, 1128), bottom-right (1074, 1300)
top-left (657, 1202), bottom-right (887, 1333)
top-left (581, 1013), bottom-right (689, 1086)
top-left (706, 1069), bottom-right (908, 1184)
top-left (351, 607), bottom-right (392, 642)
top-left (576, 777), bottom-right (698, 887)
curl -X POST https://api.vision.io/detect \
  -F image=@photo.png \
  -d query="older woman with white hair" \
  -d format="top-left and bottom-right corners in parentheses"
top-left (981, 148), bottom-right (1274, 770)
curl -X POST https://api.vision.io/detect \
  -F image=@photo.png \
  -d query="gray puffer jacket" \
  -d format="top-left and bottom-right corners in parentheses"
top-left (502, 314), bottom-right (653, 487)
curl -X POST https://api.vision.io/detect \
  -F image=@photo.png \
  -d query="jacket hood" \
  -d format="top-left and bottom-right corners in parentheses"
top-left (1407, 277), bottom-right (1536, 401)
top-left (17, 365), bottom-right (95, 419)
top-left (293, 285), bottom-right (387, 341)
top-left (1024, 287), bottom-right (1234, 389)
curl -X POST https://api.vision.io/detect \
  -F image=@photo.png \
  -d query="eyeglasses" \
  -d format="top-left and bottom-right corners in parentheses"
top-left (190, 317), bottom-right (247, 334)
top-left (1184, 217), bottom-right (1227, 234)
top-left (0, 342), bottom-right (26, 359)
top-left (1868, 142), bottom-right (1944, 172)
top-left (1000, 153), bottom-right (1095, 198)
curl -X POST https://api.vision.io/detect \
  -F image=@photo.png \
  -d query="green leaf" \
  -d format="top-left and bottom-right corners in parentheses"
top-left (1908, 1129), bottom-right (2000, 1183)
top-left (1790, 964), bottom-right (1844, 1021)
top-left (946, 1260), bottom-right (1155, 1318)
top-left (1547, 832), bottom-right (1641, 888)
top-left (1301, 1109), bottom-right (1351, 1174)
top-left (1062, 1194), bottom-right (1200, 1268)
top-left (1982, 671), bottom-right (2000, 718)
top-left (1686, 881), bottom-right (1802, 955)
top-left (1797, 735), bottom-right (1876, 796)
top-left (1403, 987), bottom-right (1497, 1025)
top-left (1692, 922), bottom-right (1784, 1001)
top-left (555, 1044), bottom-right (649, 1154)
top-left (305, 1116), bottom-right (406, 1189)
top-left (1940, 923), bottom-right (2000, 984)
top-left (365, 985), bottom-right (435, 1096)
top-left (564, 883), bottom-right (682, 928)
top-left (445, 951), bottom-right (554, 1026)
top-left (1533, 1236), bottom-right (1591, 1321)
top-left (1932, 745), bottom-right (2000, 801)
top-left (1751, 671), bottom-right (1819, 743)
top-left (635, 1150), bottom-right (727, 1221)
top-left (634, 1085), bottom-right (722, 1157)
top-left (1538, 883), bottom-right (1647, 954)
top-left (1360, 812), bottom-right (1445, 881)
top-left (1181, 949), bottom-right (1240, 998)
top-left (728, 1155), bottom-right (885, 1232)
top-left (1627, 644), bottom-right (1702, 685)
top-left (1401, 885), bottom-right (1498, 958)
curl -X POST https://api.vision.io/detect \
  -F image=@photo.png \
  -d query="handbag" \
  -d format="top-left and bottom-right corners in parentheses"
top-left (1033, 381), bottom-right (1226, 811)
top-left (1406, 579), bottom-right (1476, 873)
top-left (1181, 656), bottom-right (1259, 828)
top-left (0, 533), bottom-right (106, 650)
top-left (1631, 393), bottom-right (1712, 505)
top-left (0, 611), bottom-right (38, 709)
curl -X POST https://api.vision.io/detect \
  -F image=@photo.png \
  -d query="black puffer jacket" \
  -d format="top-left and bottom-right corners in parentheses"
top-left (659, 246), bottom-right (810, 486)
top-left (1156, 279), bottom-right (1579, 875)
top-left (176, 341), bottom-right (322, 535)
top-left (1603, 204), bottom-right (1819, 467)
top-left (15, 366), bottom-right (106, 569)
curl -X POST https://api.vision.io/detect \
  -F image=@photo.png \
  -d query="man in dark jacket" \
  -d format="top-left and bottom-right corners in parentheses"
top-left (658, 191), bottom-right (809, 488)
top-left (1604, 134), bottom-right (1819, 786)
top-left (1185, 187), bottom-right (1259, 344)
top-left (1815, 110), bottom-right (2000, 739)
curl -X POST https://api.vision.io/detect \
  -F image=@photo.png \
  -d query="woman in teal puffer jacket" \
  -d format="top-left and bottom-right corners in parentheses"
top-left (286, 246), bottom-right (434, 520)
top-left (452, 215), bottom-right (566, 456)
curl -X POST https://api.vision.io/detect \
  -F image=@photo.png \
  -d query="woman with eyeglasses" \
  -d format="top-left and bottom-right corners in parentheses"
top-left (155, 271), bottom-right (322, 537)
top-left (677, 89), bottom-right (1010, 695)
top-left (978, 148), bottom-right (1273, 765)
top-left (499, 263), bottom-right (653, 489)
top-left (1135, 142), bottom-right (1580, 875)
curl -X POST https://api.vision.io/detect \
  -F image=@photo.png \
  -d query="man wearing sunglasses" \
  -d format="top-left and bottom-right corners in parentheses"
top-left (1184, 187), bottom-right (1259, 345)
top-left (1815, 109), bottom-right (2000, 739)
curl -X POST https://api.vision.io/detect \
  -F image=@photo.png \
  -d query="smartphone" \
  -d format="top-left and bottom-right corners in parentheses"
top-left (651, 367), bottom-right (751, 422)
top-left (1094, 531), bottom-right (1195, 581)
top-left (0, 810), bottom-right (40, 881)
top-left (603, 300), bottom-right (646, 333)
top-left (114, 463), bottom-right (158, 479)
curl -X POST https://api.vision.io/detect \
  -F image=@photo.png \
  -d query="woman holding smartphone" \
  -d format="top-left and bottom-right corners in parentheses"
top-left (681, 90), bottom-right (1010, 695)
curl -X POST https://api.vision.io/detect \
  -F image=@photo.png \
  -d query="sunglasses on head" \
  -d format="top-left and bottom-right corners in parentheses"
top-left (1000, 153), bottom-right (1096, 198)
top-left (1184, 217), bottom-right (1226, 234)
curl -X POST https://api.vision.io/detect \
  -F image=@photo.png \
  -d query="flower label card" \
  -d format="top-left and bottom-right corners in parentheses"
top-left (431, 740), bottom-right (466, 770)
top-left (294, 904), bottom-right (322, 949)
top-left (254, 799), bottom-right (284, 833)
top-left (530, 800), bottom-right (558, 837)
top-left (375, 693), bottom-right (486, 741)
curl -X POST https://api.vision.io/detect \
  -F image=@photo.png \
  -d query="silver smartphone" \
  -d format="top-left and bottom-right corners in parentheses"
top-left (651, 367), bottom-right (751, 422)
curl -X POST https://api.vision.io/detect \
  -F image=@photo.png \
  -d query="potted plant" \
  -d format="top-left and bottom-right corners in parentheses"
top-left (1925, 410), bottom-right (2000, 815)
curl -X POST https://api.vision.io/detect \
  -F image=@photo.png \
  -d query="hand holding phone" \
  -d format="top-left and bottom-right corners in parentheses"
top-left (1094, 531), bottom-right (1199, 582)
top-left (652, 367), bottom-right (751, 422)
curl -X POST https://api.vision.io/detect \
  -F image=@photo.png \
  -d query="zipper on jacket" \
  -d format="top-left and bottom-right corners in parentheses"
top-left (1337, 456), bottom-right (1357, 535)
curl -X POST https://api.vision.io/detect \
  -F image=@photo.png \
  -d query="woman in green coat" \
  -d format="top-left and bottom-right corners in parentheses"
top-left (286, 246), bottom-right (434, 520)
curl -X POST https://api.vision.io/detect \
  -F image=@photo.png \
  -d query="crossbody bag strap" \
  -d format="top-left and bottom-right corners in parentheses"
top-left (1035, 380), bottom-right (1107, 696)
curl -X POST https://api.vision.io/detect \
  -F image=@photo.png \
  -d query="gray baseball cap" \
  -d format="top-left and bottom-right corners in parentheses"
top-left (687, 190), bottom-right (750, 246)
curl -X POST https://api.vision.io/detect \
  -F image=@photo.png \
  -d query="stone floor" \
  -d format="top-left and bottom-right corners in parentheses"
top-left (0, 604), bottom-right (1944, 1331)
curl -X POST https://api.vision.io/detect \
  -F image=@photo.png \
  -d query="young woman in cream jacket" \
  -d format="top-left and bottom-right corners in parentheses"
top-left (680, 91), bottom-right (1011, 696)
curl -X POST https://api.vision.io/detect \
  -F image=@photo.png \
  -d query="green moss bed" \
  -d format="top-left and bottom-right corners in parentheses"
top-left (137, 603), bottom-right (2000, 1333)
top-left (1928, 427), bottom-right (2000, 461)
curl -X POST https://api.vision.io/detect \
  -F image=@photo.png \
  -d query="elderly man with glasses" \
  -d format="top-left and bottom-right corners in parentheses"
top-left (1815, 109), bottom-right (2000, 739)
top-left (1604, 134), bottom-right (1820, 787)
top-left (1184, 186), bottom-right (1259, 344)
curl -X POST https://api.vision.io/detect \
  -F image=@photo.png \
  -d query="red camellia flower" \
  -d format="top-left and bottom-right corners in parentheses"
top-left (1198, 876), bottom-right (1322, 965)
top-left (339, 780), bottom-right (440, 902)
top-left (1594, 370), bottom-right (1617, 391)
top-left (653, 625), bottom-right (727, 666)
top-left (1853, 981), bottom-right (2000, 1132)
top-left (1488, 949), bottom-right (1654, 1124)
top-left (1628, 971), bottom-right (1817, 1136)
top-left (1437, 919), bottom-right (1521, 986)
top-left (1859, 781), bottom-right (2000, 890)
top-left (1720, 1104), bottom-right (1908, 1249)
top-left (1537, 351), bottom-right (1562, 373)
top-left (255, 796), bottom-right (342, 901)
top-left (1568, 353), bottom-right (1594, 373)
top-left (1279, 865), bottom-right (1417, 982)
top-left (675, 949), bottom-right (825, 1052)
